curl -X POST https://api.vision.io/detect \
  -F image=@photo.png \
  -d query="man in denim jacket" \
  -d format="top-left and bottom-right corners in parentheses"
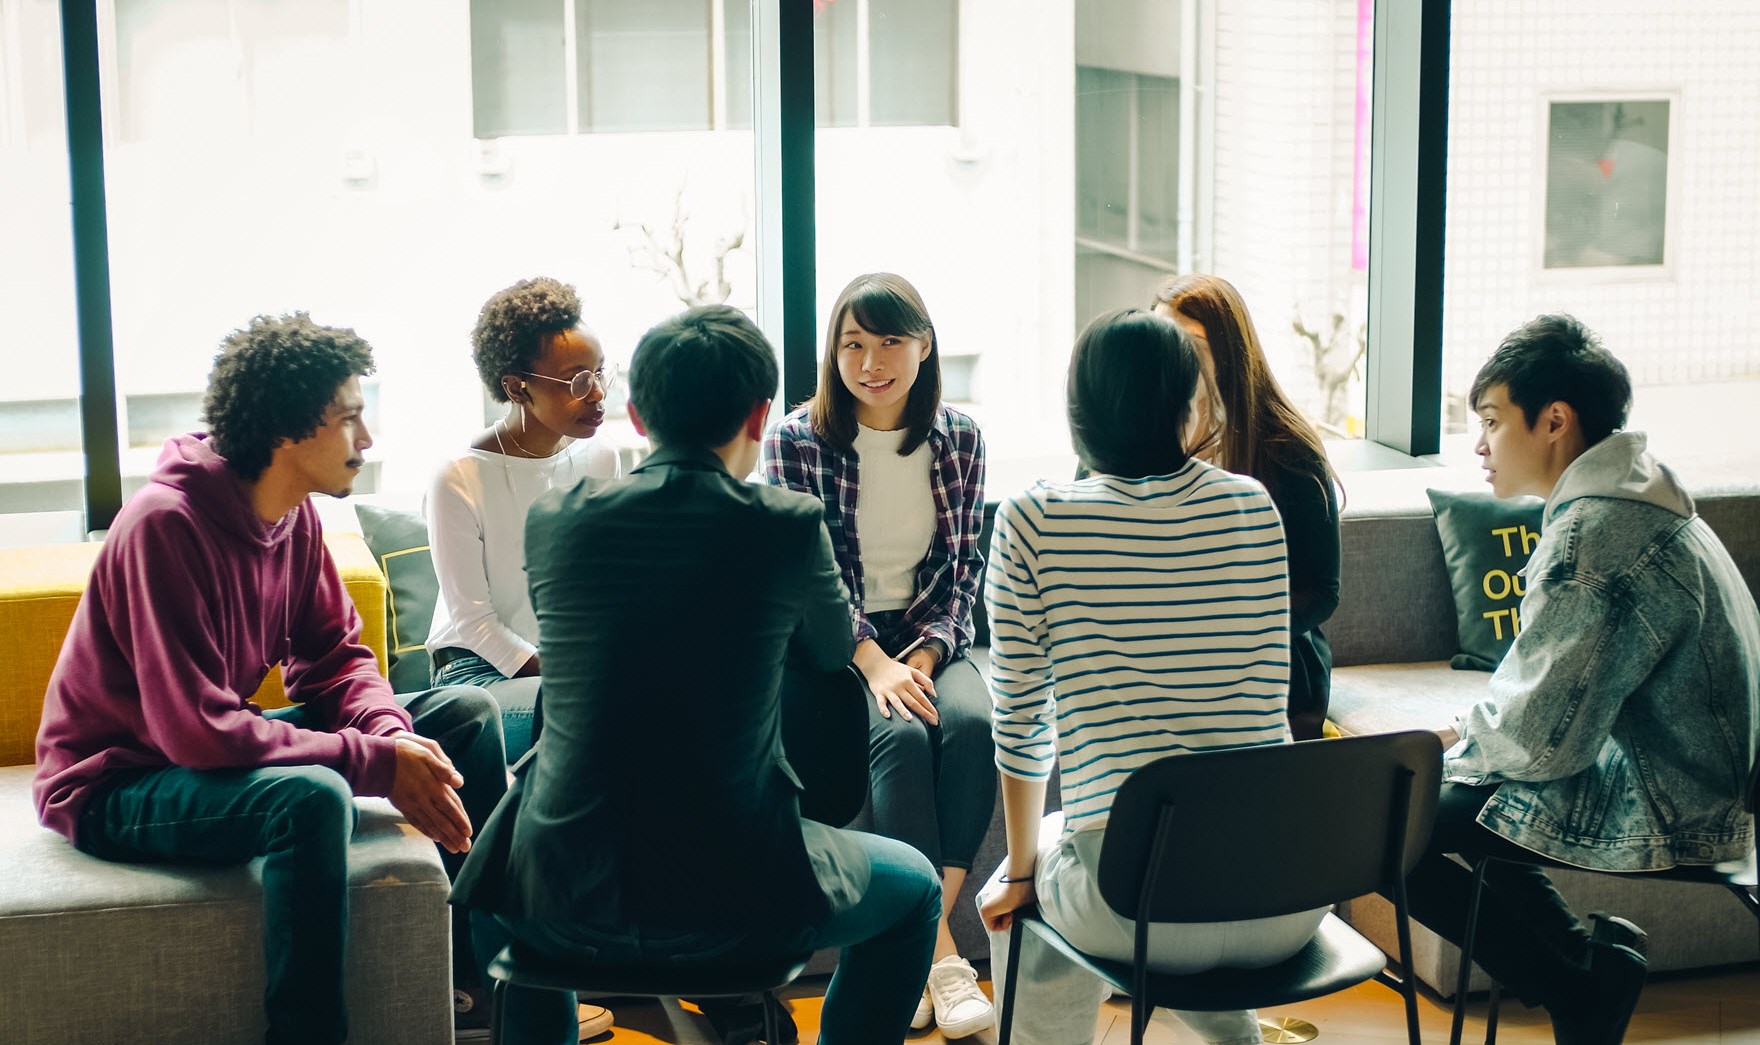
top-left (1406, 315), bottom-right (1759, 1045)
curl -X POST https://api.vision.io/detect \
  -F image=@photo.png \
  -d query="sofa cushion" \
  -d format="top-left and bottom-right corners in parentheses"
top-left (355, 504), bottom-right (439, 694)
top-left (0, 532), bottom-right (388, 768)
top-left (0, 764), bottom-right (451, 1044)
top-left (1328, 661), bottom-right (1490, 737)
top-left (1426, 489), bottom-right (1545, 671)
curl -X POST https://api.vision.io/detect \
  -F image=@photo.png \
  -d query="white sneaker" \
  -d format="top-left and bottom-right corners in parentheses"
top-left (911, 986), bottom-right (935, 1030)
top-left (926, 955), bottom-right (995, 1038)
top-left (578, 1002), bottom-right (615, 1040)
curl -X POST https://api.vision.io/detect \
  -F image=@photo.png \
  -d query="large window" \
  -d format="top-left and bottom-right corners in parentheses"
top-left (812, 0), bottom-right (1374, 482)
top-left (93, 0), bottom-right (758, 502)
top-left (0, 0), bottom-right (84, 528)
top-left (470, 0), bottom-right (714, 137)
top-left (471, 0), bottom-right (958, 138)
top-left (1440, 4), bottom-right (1760, 484)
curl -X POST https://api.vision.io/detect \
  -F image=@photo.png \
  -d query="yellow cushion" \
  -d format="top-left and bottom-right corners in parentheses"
top-left (0, 531), bottom-right (388, 767)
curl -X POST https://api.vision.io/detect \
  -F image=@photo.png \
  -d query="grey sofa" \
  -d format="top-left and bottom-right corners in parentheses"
top-left (1327, 480), bottom-right (1760, 995)
top-left (0, 764), bottom-right (454, 1044)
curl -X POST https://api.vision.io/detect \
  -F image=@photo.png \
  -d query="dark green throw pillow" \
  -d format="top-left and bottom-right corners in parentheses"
top-left (1426, 488), bottom-right (1545, 672)
top-left (354, 504), bottom-right (439, 694)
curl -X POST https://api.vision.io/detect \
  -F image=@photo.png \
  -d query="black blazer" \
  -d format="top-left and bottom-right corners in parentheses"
top-left (452, 446), bottom-right (866, 942)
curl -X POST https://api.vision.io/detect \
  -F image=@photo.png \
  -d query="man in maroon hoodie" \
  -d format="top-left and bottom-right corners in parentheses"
top-left (34, 313), bottom-right (508, 1045)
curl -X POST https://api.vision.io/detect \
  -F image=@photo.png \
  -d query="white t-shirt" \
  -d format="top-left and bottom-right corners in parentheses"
top-left (853, 423), bottom-right (935, 612)
top-left (425, 438), bottom-right (621, 676)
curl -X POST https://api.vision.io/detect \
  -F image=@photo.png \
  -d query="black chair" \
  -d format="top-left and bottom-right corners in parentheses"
top-left (1448, 753), bottom-right (1760, 1045)
top-left (996, 730), bottom-right (1443, 1045)
top-left (484, 663), bottom-right (873, 1043)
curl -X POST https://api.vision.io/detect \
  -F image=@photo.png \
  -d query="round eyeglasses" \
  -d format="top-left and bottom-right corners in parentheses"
top-left (521, 364), bottom-right (621, 401)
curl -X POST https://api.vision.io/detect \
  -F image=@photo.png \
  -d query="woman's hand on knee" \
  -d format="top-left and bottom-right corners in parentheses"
top-left (858, 653), bottom-right (940, 725)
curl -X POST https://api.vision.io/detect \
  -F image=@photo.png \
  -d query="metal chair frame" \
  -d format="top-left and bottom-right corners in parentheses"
top-left (995, 731), bottom-right (1445, 1045)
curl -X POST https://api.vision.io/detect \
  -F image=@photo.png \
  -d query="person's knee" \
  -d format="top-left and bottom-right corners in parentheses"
top-left (265, 766), bottom-right (356, 841)
top-left (870, 715), bottom-right (933, 766)
top-left (876, 837), bottom-right (943, 926)
top-left (434, 684), bottom-right (503, 730)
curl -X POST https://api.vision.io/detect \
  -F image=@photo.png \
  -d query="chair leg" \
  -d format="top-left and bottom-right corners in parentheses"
top-left (490, 976), bottom-right (508, 1045)
top-left (999, 918), bottom-right (1026, 1045)
top-left (1449, 857), bottom-right (1492, 1045)
top-left (762, 990), bottom-right (780, 1045)
top-left (1485, 984), bottom-right (1502, 1045)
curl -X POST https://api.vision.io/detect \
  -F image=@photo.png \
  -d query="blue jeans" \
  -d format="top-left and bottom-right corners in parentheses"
top-left (432, 651), bottom-right (541, 763)
top-left (477, 831), bottom-right (942, 1045)
top-left (74, 685), bottom-right (506, 1045)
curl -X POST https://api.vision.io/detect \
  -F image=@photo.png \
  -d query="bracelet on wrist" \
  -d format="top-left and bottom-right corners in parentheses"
top-left (999, 873), bottom-right (1034, 884)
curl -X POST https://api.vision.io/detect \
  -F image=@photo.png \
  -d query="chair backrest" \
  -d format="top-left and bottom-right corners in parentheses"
top-left (1096, 730), bottom-right (1443, 924)
top-left (781, 664), bottom-right (871, 828)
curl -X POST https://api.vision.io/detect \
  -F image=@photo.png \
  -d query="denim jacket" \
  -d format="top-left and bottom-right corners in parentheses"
top-left (1447, 432), bottom-right (1759, 871)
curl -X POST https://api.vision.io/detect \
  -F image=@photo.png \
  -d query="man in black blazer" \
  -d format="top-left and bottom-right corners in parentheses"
top-left (453, 306), bottom-right (941, 1045)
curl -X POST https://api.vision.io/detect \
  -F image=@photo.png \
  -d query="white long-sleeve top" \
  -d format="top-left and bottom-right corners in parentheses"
top-left (987, 460), bottom-right (1293, 834)
top-left (425, 440), bottom-right (621, 676)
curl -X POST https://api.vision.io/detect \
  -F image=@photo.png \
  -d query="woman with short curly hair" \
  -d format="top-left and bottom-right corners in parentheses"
top-left (424, 277), bottom-right (622, 757)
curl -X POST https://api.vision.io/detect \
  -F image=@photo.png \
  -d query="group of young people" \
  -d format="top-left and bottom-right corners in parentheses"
top-left (30, 265), bottom-right (1757, 1045)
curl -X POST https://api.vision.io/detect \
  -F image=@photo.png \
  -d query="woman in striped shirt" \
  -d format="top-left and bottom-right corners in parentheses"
top-left (978, 308), bottom-right (1326, 1045)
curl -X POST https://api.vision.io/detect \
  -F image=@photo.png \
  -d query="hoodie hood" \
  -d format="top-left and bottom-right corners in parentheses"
top-left (1545, 430), bottom-right (1693, 526)
top-left (150, 433), bottom-right (297, 549)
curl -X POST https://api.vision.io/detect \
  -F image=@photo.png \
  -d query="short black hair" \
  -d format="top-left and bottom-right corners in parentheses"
top-left (202, 313), bottom-right (375, 481)
top-left (629, 305), bottom-right (778, 449)
top-left (1068, 308), bottom-right (1200, 479)
top-left (1469, 314), bottom-right (1631, 445)
top-left (472, 277), bottom-right (582, 402)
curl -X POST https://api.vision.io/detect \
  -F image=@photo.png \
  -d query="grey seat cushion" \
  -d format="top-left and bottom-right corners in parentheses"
top-left (1329, 661), bottom-right (1491, 736)
top-left (0, 764), bottom-right (453, 1045)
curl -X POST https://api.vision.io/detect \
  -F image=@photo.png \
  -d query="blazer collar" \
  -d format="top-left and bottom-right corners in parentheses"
top-left (631, 444), bottom-right (732, 476)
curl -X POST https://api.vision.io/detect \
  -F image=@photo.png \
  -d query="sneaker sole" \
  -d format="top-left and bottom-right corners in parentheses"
top-left (937, 1009), bottom-right (996, 1039)
top-left (579, 1004), bottom-right (615, 1039)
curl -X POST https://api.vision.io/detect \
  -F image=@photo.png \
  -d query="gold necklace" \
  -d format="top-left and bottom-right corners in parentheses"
top-left (496, 416), bottom-right (569, 459)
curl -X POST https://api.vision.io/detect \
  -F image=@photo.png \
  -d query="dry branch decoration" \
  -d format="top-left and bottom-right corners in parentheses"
top-left (1291, 307), bottom-right (1367, 432)
top-left (613, 188), bottom-right (747, 308)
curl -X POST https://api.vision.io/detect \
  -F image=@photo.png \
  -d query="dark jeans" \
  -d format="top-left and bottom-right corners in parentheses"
top-left (863, 650), bottom-right (995, 871)
top-left (75, 685), bottom-right (507, 1045)
top-left (432, 650), bottom-right (541, 763)
top-left (1394, 782), bottom-right (1597, 1008)
top-left (476, 831), bottom-right (942, 1045)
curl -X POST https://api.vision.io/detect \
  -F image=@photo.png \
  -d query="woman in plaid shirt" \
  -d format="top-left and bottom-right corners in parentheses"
top-left (761, 273), bottom-right (995, 1038)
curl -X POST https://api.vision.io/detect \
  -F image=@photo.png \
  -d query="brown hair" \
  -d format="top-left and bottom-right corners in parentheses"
top-left (808, 273), bottom-right (941, 454)
top-left (1150, 274), bottom-right (1337, 499)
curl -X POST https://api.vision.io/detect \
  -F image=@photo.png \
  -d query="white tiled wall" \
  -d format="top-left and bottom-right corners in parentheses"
top-left (1441, 1), bottom-right (1760, 413)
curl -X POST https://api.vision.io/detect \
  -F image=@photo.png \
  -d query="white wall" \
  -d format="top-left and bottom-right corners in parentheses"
top-left (1441, 0), bottom-right (1760, 412)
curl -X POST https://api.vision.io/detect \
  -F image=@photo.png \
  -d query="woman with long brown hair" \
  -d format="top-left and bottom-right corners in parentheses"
top-left (1151, 274), bottom-right (1341, 740)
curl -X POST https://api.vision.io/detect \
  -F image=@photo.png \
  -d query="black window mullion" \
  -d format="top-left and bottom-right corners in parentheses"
top-left (60, 0), bottom-right (123, 532)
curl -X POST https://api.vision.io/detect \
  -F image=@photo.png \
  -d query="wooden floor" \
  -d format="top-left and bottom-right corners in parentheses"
top-left (583, 963), bottom-right (1760, 1045)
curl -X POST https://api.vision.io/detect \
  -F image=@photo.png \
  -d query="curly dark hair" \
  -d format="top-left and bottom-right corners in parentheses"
top-left (201, 313), bottom-right (376, 481)
top-left (472, 277), bottom-right (583, 402)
